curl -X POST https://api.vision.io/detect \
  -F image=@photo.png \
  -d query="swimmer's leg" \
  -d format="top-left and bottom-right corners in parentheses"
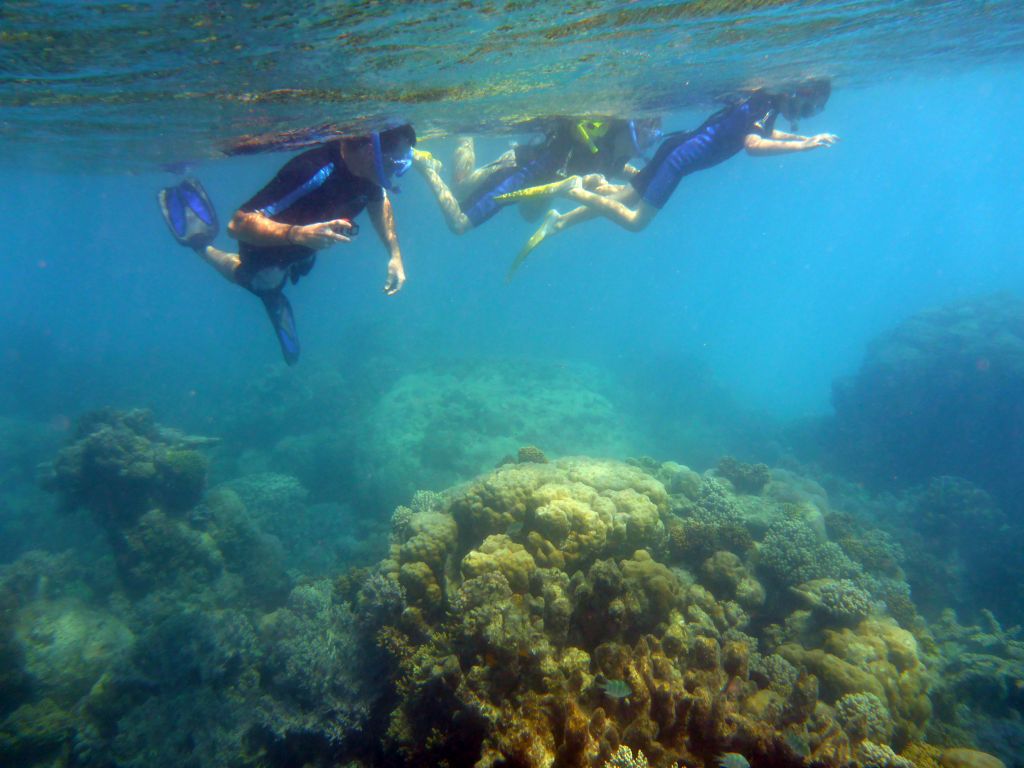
top-left (563, 186), bottom-right (654, 232)
top-left (506, 188), bottom-right (654, 280)
top-left (260, 290), bottom-right (300, 366)
top-left (453, 136), bottom-right (475, 189)
top-left (507, 208), bottom-right (564, 281)
top-left (157, 177), bottom-right (219, 249)
top-left (413, 151), bottom-right (473, 235)
top-left (454, 137), bottom-right (517, 196)
top-left (197, 246), bottom-right (243, 284)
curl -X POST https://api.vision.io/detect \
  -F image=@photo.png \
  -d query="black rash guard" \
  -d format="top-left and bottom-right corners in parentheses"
top-left (234, 141), bottom-right (384, 293)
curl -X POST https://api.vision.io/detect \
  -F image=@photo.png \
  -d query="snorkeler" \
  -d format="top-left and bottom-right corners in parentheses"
top-left (157, 124), bottom-right (416, 365)
top-left (503, 79), bottom-right (838, 278)
top-left (411, 117), bottom-right (662, 235)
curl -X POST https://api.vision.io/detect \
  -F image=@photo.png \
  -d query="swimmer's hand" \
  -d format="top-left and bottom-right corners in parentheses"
top-left (289, 219), bottom-right (356, 249)
top-left (802, 133), bottom-right (839, 149)
top-left (384, 256), bottom-right (405, 296)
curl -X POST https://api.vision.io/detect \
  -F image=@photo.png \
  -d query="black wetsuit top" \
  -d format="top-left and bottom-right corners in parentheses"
top-left (631, 92), bottom-right (779, 209)
top-left (235, 141), bottom-right (383, 293)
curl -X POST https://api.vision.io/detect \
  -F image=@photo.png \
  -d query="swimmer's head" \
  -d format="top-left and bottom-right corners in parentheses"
top-left (777, 77), bottom-right (832, 126)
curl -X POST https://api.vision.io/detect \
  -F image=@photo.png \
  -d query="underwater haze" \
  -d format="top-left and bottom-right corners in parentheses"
top-left (2, 2), bottom-right (1024, 767)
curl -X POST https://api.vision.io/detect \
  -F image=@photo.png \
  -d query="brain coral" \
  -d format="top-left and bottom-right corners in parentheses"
top-left (450, 458), bottom-right (669, 573)
top-left (835, 691), bottom-right (893, 743)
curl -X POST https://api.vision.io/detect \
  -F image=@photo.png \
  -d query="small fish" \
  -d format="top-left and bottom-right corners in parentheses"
top-left (717, 753), bottom-right (750, 768)
top-left (600, 678), bottom-right (632, 699)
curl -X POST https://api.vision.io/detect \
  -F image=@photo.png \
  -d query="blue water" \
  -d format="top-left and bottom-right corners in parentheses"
top-left (3, 69), bottom-right (1022, 423)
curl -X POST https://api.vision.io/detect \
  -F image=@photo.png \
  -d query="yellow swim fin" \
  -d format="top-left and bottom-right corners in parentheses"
top-left (506, 209), bottom-right (560, 282)
top-left (494, 175), bottom-right (582, 204)
top-left (411, 148), bottom-right (441, 172)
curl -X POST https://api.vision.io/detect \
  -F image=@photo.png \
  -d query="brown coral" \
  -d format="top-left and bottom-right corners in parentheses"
top-left (369, 457), bottom-right (940, 768)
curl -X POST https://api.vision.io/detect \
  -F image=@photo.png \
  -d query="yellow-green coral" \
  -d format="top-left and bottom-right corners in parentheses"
top-left (517, 445), bottom-right (549, 464)
top-left (461, 534), bottom-right (537, 593)
top-left (395, 511), bottom-right (457, 574)
top-left (14, 598), bottom-right (134, 706)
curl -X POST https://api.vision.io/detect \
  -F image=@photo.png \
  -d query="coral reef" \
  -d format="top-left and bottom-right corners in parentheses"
top-left (40, 408), bottom-right (214, 523)
top-left (361, 359), bottom-right (635, 507)
top-left (829, 293), bottom-right (1024, 513)
top-left (790, 579), bottom-right (873, 627)
top-left (38, 409), bottom-right (219, 592)
top-left (255, 580), bottom-right (380, 748)
top-left (835, 691), bottom-right (892, 743)
top-left (363, 456), bottom-right (958, 768)
top-left (715, 457), bottom-right (771, 495)
top-left (758, 514), bottom-right (860, 588)
top-left (9, 409), bottom-right (1018, 768)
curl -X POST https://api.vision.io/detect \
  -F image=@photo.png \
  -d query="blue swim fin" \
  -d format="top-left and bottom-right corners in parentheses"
top-left (260, 291), bottom-right (300, 365)
top-left (157, 177), bottom-right (219, 250)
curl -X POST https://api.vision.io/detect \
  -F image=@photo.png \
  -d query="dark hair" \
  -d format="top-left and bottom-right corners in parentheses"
top-left (379, 123), bottom-right (416, 153)
top-left (795, 78), bottom-right (831, 111)
top-left (776, 77), bottom-right (831, 121)
top-left (344, 123), bottom-right (417, 153)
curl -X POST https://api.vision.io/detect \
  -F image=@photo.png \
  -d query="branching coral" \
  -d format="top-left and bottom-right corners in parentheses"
top-left (256, 580), bottom-right (379, 748)
top-left (835, 691), bottom-right (892, 743)
top-left (757, 515), bottom-right (861, 587)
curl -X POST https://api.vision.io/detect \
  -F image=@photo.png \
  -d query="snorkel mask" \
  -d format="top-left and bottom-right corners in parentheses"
top-left (783, 77), bottom-right (832, 128)
top-left (371, 131), bottom-right (413, 191)
top-left (629, 118), bottom-right (663, 157)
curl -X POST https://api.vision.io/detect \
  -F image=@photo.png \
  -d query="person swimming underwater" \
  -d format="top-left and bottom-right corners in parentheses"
top-left (157, 124), bottom-right (416, 365)
top-left (411, 116), bottom-right (662, 235)
top-left (501, 78), bottom-right (837, 278)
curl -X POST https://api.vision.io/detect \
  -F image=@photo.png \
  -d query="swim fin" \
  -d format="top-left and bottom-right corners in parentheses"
top-left (411, 148), bottom-right (442, 173)
top-left (158, 177), bottom-right (219, 250)
top-left (506, 209), bottom-right (560, 283)
top-left (260, 291), bottom-right (300, 365)
top-left (494, 175), bottom-right (582, 204)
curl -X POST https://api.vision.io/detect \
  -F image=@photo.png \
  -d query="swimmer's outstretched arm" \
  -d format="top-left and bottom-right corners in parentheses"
top-left (744, 132), bottom-right (839, 155)
top-left (768, 129), bottom-right (805, 141)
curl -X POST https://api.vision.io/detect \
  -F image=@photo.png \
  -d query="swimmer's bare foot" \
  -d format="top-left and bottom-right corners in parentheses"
top-left (494, 148), bottom-right (517, 170)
